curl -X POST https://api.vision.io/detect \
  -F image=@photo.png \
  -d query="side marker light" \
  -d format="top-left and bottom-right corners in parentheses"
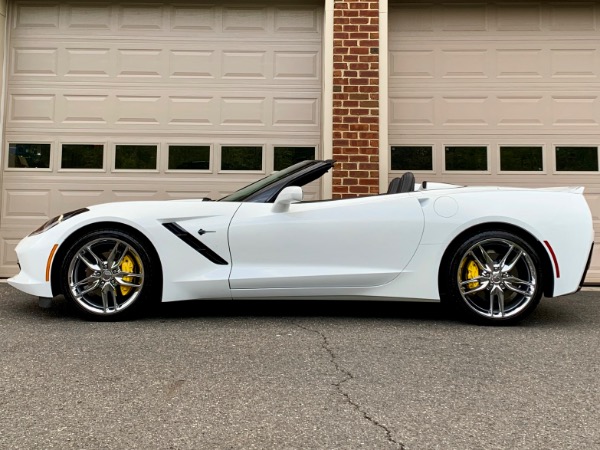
top-left (46, 244), bottom-right (58, 282)
top-left (544, 240), bottom-right (560, 278)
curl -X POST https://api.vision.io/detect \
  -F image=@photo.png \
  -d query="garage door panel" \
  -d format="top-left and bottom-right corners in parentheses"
top-left (549, 3), bottom-right (596, 32)
top-left (2, 189), bottom-right (50, 221)
top-left (165, 190), bottom-right (213, 200)
top-left (6, 87), bottom-right (320, 133)
top-left (170, 5), bottom-right (217, 32)
top-left (497, 49), bottom-right (544, 79)
top-left (169, 50), bottom-right (216, 79)
top-left (389, 91), bottom-right (600, 133)
top-left (552, 96), bottom-right (598, 126)
top-left (56, 189), bottom-right (105, 212)
top-left (0, 230), bottom-right (23, 273)
top-left (0, 0), bottom-right (322, 277)
top-left (440, 49), bottom-right (490, 79)
top-left (551, 48), bottom-right (598, 78)
top-left (220, 97), bottom-right (266, 126)
top-left (390, 1), bottom-right (600, 283)
top-left (440, 3), bottom-right (488, 31)
top-left (168, 96), bottom-right (214, 126)
top-left (63, 94), bottom-right (109, 125)
top-left (389, 49), bottom-right (435, 79)
top-left (64, 47), bottom-right (111, 78)
top-left (588, 244), bottom-right (600, 282)
top-left (10, 42), bottom-right (320, 85)
top-left (496, 4), bottom-right (542, 32)
top-left (117, 48), bottom-right (163, 78)
top-left (65, 4), bottom-right (113, 31)
top-left (12, 1), bottom-right (322, 36)
top-left (389, 96), bottom-right (434, 127)
top-left (13, 3), bottom-right (60, 31)
top-left (12, 46), bottom-right (58, 76)
top-left (118, 4), bottom-right (166, 31)
top-left (115, 95), bottom-right (162, 126)
top-left (2, 172), bottom-right (318, 220)
top-left (390, 44), bottom-right (600, 84)
top-left (274, 5), bottom-right (321, 32)
top-left (8, 93), bottom-right (55, 124)
top-left (440, 96), bottom-right (490, 126)
top-left (273, 98), bottom-right (318, 126)
top-left (496, 95), bottom-right (545, 127)
top-left (581, 191), bottom-right (600, 279)
top-left (390, 1), bottom-right (600, 36)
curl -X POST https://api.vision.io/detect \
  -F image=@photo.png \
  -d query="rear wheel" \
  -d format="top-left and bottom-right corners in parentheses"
top-left (60, 229), bottom-right (157, 319)
top-left (444, 230), bottom-right (544, 325)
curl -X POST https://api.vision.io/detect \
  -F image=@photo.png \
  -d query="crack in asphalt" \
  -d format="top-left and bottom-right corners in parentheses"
top-left (296, 323), bottom-right (405, 449)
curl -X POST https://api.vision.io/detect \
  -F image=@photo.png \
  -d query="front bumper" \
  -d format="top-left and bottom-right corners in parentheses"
top-left (7, 233), bottom-right (56, 298)
top-left (8, 271), bottom-right (53, 297)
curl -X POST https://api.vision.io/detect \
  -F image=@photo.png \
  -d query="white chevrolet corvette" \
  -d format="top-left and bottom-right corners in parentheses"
top-left (8, 160), bottom-right (594, 324)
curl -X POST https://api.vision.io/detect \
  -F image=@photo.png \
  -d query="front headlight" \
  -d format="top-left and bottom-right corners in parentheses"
top-left (29, 208), bottom-right (89, 236)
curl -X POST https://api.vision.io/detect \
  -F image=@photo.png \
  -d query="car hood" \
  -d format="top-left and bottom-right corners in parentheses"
top-left (84, 198), bottom-right (238, 220)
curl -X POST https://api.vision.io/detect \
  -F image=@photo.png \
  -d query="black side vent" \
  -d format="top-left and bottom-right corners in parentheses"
top-left (162, 222), bottom-right (228, 265)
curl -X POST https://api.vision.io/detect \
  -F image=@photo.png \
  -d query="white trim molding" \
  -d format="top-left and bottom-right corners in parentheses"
top-left (321, 0), bottom-right (334, 199)
top-left (378, 0), bottom-right (389, 194)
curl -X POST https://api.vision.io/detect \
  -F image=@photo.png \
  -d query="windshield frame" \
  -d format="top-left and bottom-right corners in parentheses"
top-left (219, 160), bottom-right (334, 203)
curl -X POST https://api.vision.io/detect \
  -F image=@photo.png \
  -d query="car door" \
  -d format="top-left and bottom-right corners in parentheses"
top-left (227, 192), bottom-right (425, 291)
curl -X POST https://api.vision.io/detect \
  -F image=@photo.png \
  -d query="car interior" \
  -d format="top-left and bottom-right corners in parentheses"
top-left (387, 172), bottom-right (415, 194)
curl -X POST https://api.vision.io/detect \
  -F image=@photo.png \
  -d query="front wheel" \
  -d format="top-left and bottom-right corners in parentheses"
top-left (444, 230), bottom-right (544, 325)
top-left (60, 229), bottom-right (158, 319)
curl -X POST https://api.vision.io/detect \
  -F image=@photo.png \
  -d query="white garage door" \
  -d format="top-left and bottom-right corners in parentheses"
top-left (0, 0), bottom-right (322, 276)
top-left (389, 1), bottom-right (600, 283)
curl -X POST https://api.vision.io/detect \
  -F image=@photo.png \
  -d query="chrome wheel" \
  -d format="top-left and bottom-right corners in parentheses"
top-left (67, 237), bottom-right (145, 316)
top-left (456, 237), bottom-right (538, 320)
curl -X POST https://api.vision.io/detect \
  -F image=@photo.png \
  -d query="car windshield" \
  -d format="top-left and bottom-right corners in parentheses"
top-left (219, 160), bottom-right (319, 202)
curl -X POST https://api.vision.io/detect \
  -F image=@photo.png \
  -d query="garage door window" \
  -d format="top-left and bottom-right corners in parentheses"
top-left (221, 146), bottom-right (263, 171)
top-left (391, 146), bottom-right (433, 171)
top-left (115, 145), bottom-right (158, 170)
top-left (500, 146), bottom-right (543, 172)
top-left (61, 144), bottom-right (104, 170)
top-left (168, 145), bottom-right (210, 171)
top-left (274, 147), bottom-right (316, 171)
top-left (445, 146), bottom-right (487, 171)
top-left (555, 147), bottom-right (598, 172)
top-left (7, 143), bottom-right (51, 169)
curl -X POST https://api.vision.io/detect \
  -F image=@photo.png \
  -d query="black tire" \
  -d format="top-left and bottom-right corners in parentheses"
top-left (443, 230), bottom-right (544, 325)
top-left (60, 228), bottom-right (158, 319)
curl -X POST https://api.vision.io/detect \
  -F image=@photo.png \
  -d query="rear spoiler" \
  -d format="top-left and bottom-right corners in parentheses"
top-left (534, 186), bottom-right (585, 194)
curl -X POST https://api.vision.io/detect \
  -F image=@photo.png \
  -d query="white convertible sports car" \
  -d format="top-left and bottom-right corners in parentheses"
top-left (8, 160), bottom-right (594, 324)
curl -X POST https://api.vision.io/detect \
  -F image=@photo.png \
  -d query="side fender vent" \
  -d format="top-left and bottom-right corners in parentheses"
top-left (162, 222), bottom-right (228, 265)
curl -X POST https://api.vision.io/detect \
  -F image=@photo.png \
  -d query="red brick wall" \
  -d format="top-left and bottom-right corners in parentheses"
top-left (332, 0), bottom-right (380, 198)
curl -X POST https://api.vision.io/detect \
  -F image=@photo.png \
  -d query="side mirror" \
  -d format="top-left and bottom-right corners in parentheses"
top-left (273, 186), bottom-right (303, 212)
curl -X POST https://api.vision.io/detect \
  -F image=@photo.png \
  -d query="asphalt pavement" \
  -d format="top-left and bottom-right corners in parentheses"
top-left (0, 283), bottom-right (599, 449)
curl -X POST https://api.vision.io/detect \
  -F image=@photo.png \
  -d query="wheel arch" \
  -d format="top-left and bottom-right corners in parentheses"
top-left (50, 221), bottom-right (163, 298)
top-left (437, 222), bottom-right (554, 299)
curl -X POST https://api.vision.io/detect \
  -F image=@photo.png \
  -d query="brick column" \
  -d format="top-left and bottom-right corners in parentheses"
top-left (332, 0), bottom-right (380, 198)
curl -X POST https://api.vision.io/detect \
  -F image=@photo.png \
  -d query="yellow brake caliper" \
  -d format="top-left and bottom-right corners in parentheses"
top-left (120, 254), bottom-right (135, 296)
top-left (466, 260), bottom-right (479, 289)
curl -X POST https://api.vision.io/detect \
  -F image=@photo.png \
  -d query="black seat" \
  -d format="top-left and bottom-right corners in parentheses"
top-left (387, 177), bottom-right (402, 194)
top-left (387, 172), bottom-right (415, 194)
